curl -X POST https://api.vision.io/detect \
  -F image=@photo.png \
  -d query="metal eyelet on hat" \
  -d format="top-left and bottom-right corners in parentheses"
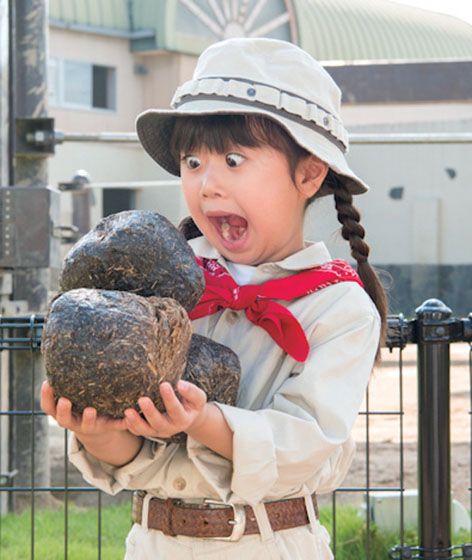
top-left (323, 115), bottom-right (330, 127)
top-left (247, 87), bottom-right (256, 97)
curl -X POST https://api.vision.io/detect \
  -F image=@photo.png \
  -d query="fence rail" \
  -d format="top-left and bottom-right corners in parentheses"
top-left (54, 131), bottom-right (472, 145)
top-left (1, 299), bottom-right (472, 559)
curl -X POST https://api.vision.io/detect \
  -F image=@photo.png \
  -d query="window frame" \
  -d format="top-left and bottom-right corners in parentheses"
top-left (48, 56), bottom-right (117, 113)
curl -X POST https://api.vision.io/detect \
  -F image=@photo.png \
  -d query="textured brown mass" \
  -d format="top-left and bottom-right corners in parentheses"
top-left (59, 210), bottom-right (204, 311)
top-left (45, 210), bottom-right (242, 442)
top-left (185, 334), bottom-right (240, 406)
top-left (42, 289), bottom-right (192, 417)
top-left (167, 334), bottom-right (241, 443)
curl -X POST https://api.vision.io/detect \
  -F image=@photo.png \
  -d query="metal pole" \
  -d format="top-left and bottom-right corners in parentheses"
top-left (0, 0), bottom-right (9, 186)
top-left (9, 0), bottom-right (52, 513)
top-left (55, 131), bottom-right (472, 145)
top-left (416, 299), bottom-right (452, 559)
top-left (350, 132), bottom-right (472, 145)
top-left (0, 0), bottom-right (11, 519)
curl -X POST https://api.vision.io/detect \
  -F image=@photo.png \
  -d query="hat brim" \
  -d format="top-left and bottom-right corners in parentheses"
top-left (136, 99), bottom-right (369, 197)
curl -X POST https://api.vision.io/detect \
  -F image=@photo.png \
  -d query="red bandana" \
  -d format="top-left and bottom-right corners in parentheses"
top-left (188, 257), bottom-right (364, 362)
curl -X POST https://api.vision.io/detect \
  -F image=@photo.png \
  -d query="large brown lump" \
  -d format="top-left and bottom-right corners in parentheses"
top-left (43, 211), bottom-right (241, 440)
top-left (60, 210), bottom-right (204, 311)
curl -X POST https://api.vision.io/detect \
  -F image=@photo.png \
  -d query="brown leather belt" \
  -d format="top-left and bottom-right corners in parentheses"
top-left (132, 491), bottom-right (318, 541)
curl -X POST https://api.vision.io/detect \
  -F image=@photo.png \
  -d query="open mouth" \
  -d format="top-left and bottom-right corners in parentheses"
top-left (209, 214), bottom-right (248, 243)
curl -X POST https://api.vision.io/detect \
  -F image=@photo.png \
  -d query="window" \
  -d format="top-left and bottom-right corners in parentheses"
top-left (48, 57), bottom-right (116, 111)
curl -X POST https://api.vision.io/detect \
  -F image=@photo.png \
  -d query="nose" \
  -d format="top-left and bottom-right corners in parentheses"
top-left (200, 163), bottom-right (225, 199)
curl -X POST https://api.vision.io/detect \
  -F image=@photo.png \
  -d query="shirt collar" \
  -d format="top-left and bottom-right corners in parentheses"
top-left (188, 236), bottom-right (334, 281)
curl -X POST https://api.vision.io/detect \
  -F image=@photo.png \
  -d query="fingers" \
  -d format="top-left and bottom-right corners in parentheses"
top-left (41, 380), bottom-right (79, 432)
top-left (81, 407), bottom-right (98, 432)
top-left (40, 381), bottom-right (57, 418)
top-left (41, 381), bottom-right (128, 437)
top-left (176, 380), bottom-right (207, 410)
top-left (161, 382), bottom-right (186, 420)
top-left (160, 381), bottom-right (206, 428)
top-left (125, 410), bottom-right (172, 439)
top-left (124, 382), bottom-right (207, 438)
top-left (41, 381), bottom-right (78, 430)
top-left (42, 379), bottom-right (209, 439)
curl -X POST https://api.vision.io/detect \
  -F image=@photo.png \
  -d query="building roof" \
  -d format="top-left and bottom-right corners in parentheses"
top-left (49, 0), bottom-right (472, 63)
top-left (296, 0), bottom-right (472, 63)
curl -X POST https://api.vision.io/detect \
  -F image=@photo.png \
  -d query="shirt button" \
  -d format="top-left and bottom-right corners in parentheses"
top-left (226, 311), bottom-right (239, 324)
top-left (173, 477), bottom-right (187, 491)
top-left (226, 311), bottom-right (238, 325)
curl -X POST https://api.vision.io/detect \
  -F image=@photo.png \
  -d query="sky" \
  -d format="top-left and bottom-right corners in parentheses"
top-left (387, 0), bottom-right (472, 25)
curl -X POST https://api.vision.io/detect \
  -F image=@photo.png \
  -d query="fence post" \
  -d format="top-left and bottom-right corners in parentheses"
top-left (416, 298), bottom-right (452, 558)
top-left (8, 0), bottom-right (53, 513)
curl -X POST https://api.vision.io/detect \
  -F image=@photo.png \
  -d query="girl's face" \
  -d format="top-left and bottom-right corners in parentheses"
top-left (180, 143), bottom-right (325, 266)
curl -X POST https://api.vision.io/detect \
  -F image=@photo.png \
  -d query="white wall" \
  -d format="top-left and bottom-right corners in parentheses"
top-left (304, 117), bottom-right (472, 267)
top-left (48, 141), bottom-right (188, 231)
top-left (341, 102), bottom-right (472, 127)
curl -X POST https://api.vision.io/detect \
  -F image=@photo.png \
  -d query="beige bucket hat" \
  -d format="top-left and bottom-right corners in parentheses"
top-left (136, 37), bottom-right (368, 197)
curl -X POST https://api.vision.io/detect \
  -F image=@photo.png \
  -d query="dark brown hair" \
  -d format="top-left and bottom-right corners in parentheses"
top-left (172, 114), bottom-right (388, 352)
top-left (170, 114), bottom-right (308, 177)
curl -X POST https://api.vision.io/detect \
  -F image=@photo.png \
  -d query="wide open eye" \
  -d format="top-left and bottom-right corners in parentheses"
top-left (225, 153), bottom-right (245, 168)
top-left (182, 155), bottom-right (201, 170)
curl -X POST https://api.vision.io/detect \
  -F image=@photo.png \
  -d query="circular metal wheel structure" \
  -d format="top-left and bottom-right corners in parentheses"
top-left (177, 0), bottom-right (298, 44)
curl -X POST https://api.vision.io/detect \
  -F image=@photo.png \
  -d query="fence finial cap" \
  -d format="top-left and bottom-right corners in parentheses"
top-left (415, 298), bottom-right (452, 318)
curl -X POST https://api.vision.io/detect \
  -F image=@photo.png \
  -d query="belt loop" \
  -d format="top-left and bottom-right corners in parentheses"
top-left (304, 494), bottom-right (318, 534)
top-left (141, 493), bottom-right (153, 531)
top-left (253, 502), bottom-right (275, 543)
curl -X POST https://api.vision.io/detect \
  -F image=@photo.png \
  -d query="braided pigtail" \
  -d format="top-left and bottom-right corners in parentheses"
top-left (331, 177), bottom-right (388, 356)
top-left (178, 216), bottom-right (203, 240)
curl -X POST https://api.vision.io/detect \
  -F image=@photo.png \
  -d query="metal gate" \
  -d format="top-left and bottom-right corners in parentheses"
top-left (1, 300), bottom-right (472, 559)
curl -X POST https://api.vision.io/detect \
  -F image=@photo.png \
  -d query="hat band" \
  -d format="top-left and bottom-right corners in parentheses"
top-left (172, 77), bottom-right (348, 152)
top-left (174, 94), bottom-right (347, 154)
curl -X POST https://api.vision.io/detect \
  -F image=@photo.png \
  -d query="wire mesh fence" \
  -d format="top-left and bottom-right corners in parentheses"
top-left (0, 302), bottom-right (471, 559)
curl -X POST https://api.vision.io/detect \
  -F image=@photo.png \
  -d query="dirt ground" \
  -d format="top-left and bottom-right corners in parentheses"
top-left (331, 342), bottom-right (472, 510)
top-left (50, 343), bottom-right (472, 509)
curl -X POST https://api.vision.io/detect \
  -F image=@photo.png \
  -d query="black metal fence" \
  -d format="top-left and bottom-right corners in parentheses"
top-left (1, 298), bottom-right (472, 559)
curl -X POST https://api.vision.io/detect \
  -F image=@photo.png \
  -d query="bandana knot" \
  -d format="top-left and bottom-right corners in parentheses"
top-left (189, 257), bottom-right (364, 362)
top-left (230, 285), bottom-right (261, 310)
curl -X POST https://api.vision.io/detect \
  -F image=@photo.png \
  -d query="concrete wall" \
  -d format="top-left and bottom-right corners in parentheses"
top-left (304, 115), bottom-right (472, 315)
top-left (48, 141), bottom-right (188, 260)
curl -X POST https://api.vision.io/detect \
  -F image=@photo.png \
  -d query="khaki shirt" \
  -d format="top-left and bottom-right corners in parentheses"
top-left (70, 237), bottom-right (380, 558)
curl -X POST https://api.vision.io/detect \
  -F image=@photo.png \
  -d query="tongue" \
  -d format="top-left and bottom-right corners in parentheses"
top-left (219, 215), bottom-right (247, 241)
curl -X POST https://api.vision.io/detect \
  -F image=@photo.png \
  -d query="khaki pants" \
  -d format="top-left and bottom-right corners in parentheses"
top-left (124, 519), bottom-right (333, 560)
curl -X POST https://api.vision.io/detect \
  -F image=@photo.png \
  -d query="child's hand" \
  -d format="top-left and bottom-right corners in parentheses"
top-left (123, 380), bottom-right (207, 439)
top-left (41, 380), bottom-right (127, 438)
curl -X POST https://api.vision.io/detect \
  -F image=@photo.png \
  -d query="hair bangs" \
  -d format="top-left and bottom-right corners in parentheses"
top-left (170, 114), bottom-right (311, 181)
top-left (171, 115), bottom-right (263, 159)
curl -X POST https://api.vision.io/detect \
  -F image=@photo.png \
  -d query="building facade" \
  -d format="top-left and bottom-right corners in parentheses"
top-left (47, 0), bottom-right (472, 314)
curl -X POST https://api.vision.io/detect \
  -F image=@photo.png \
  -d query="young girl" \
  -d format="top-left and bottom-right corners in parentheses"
top-left (41, 38), bottom-right (387, 559)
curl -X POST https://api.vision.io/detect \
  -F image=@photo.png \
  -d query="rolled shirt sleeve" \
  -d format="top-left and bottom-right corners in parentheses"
top-left (69, 435), bottom-right (173, 495)
top-left (69, 432), bottom-right (234, 501)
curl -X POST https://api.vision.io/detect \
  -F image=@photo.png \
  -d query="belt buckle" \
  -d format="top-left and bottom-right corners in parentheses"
top-left (203, 499), bottom-right (247, 541)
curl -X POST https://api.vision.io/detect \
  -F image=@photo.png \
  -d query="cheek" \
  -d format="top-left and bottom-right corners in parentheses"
top-left (181, 182), bottom-right (199, 211)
